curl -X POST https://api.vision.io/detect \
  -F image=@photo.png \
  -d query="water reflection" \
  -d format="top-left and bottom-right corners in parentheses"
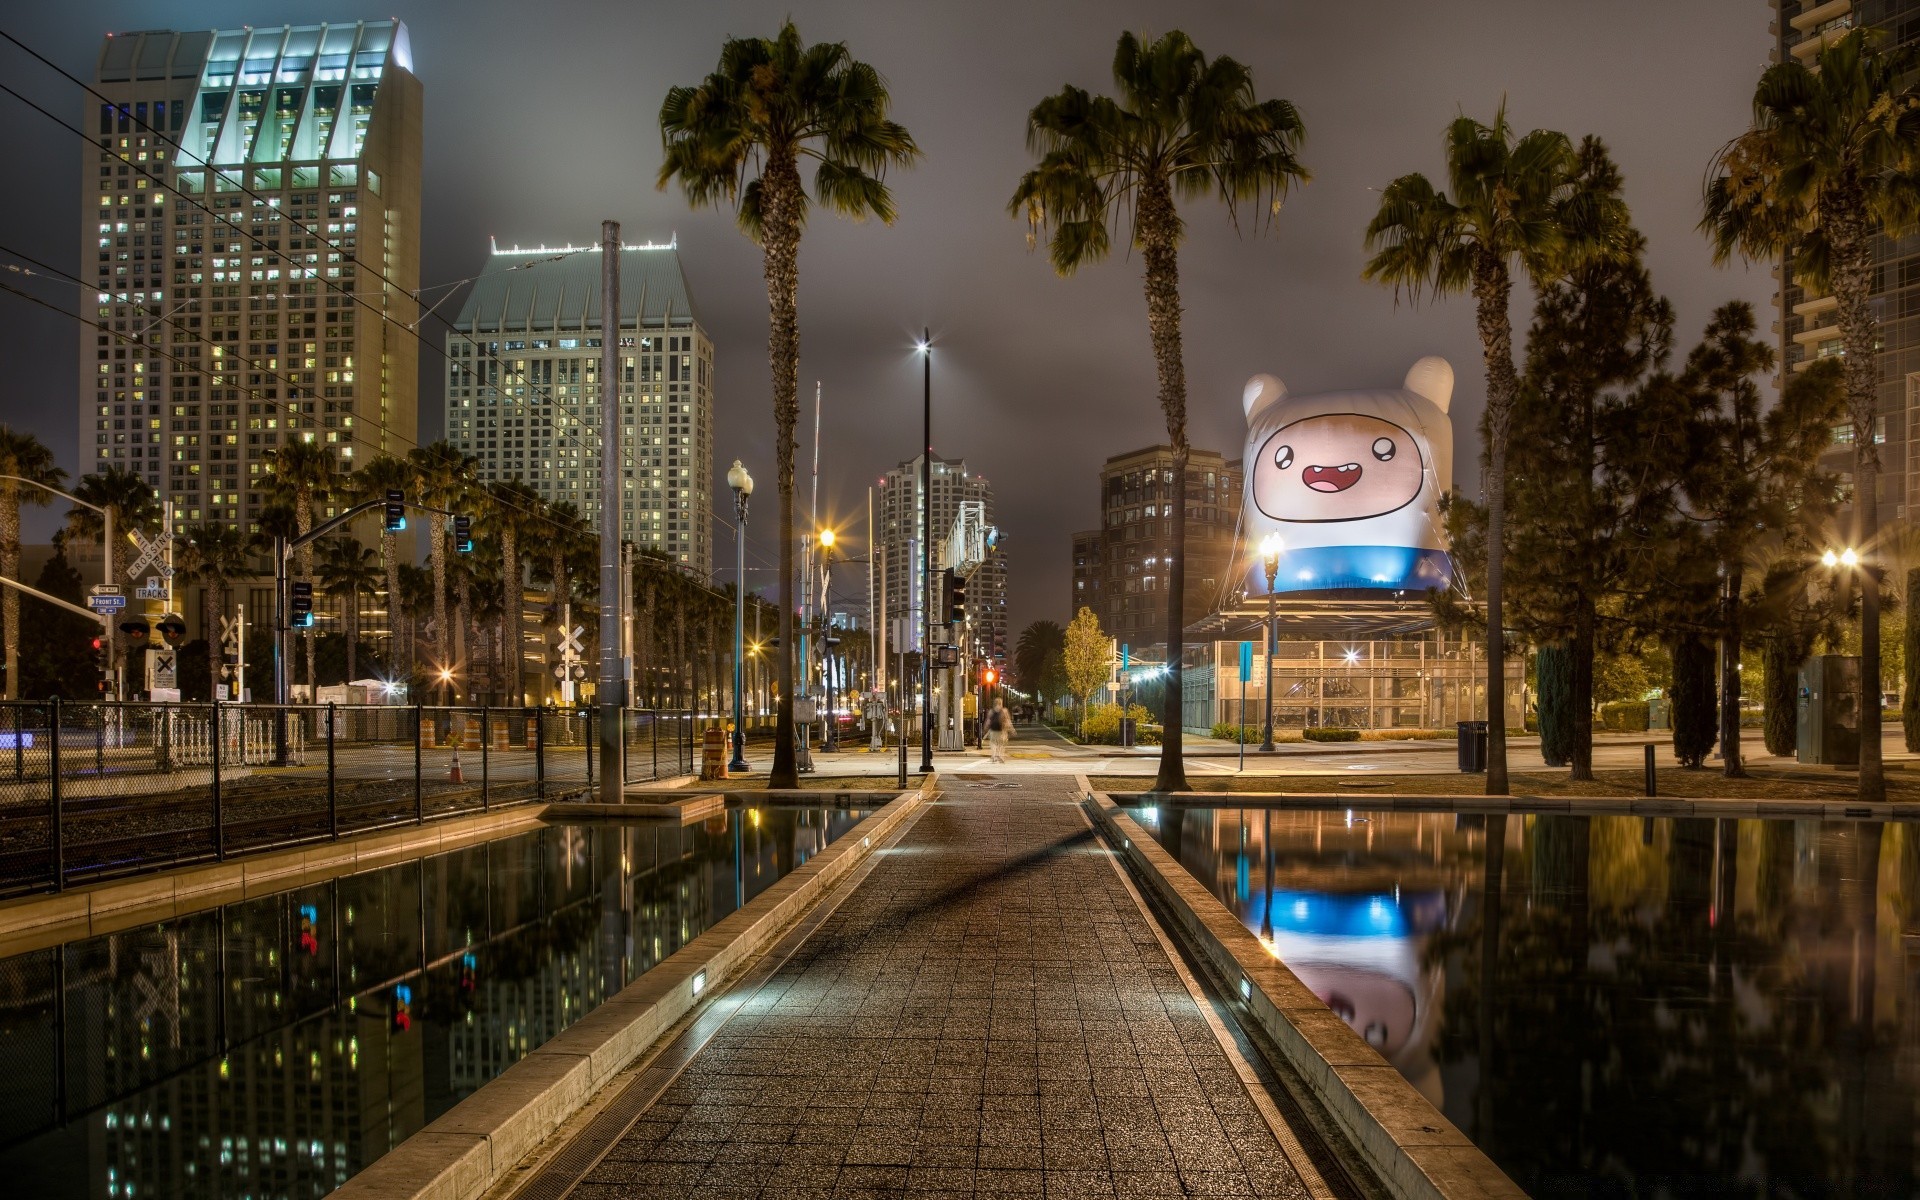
top-left (1134, 803), bottom-right (1920, 1196)
top-left (0, 804), bottom-right (866, 1199)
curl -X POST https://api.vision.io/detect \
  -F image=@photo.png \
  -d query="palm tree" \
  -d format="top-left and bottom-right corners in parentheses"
top-left (1363, 107), bottom-right (1624, 795)
top-left (405, 441), bottom-right (477, 700)
top-left (0, 429), bottom-right (65, 699)
top-left (341, 454), bottom-right (413, 682)
top-left (316, 536), bottom-right (382, 686)
top-left (176, 522), bottom-right (251, 696)
top-left (483, 478), bottom-right (545, 705)
top-left (660, 20), bottom-right (919, 786)
top-left (1013, 30), bottom-right (1306, 792)
top-left (65, 467), bottom-right (161, 696)
top-left (534, 499), bottom-right (592, 700)
top-left (1015, 619), bottom-right (1066, 708)
top-left (263, 439), bottom-right (338, 693)
top-left (1702, 28), bottom-right (1920, 803)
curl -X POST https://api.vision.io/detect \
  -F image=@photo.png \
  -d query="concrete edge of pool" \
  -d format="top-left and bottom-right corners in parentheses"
top-left (326, 776), bottom-right (937, 1200)
top-left (1083, 791), bottom-right (1527, 1200)
top-left (1111, 789), bottom-right (1905, 819)
top-left (0, 803), bottom-right (550, 956)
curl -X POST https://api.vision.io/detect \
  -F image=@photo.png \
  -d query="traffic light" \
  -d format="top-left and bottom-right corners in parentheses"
top-left (155, 613), bottom-right (187, 647)
top-left (982, 667), bottom-right (997, 687)
top-left (949, 572), bottom-right (968, 625)
top-left (384, 489), bottom-right (406, 532)
top-left (91, 635), bottom-right (108, 692)
top-left (291, 580), bottom-right (314, 629)
top-left (937, 569), bottom-right (955, 625)
top-left (453, 514), bottom-right (473, 553)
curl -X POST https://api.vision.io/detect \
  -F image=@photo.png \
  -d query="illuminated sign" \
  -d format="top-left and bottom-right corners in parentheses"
top-left (297, 903), bottom-right (320, 957)
top-left (1241, 357), bottom-right (1455, 594)
top-left (392, 983), bottom-right (414, 1032)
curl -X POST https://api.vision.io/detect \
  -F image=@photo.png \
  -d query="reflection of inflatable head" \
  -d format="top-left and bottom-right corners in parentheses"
top-left (1265, 889), bottom-right (1446, 1102)
top-left (1242, 358), bottom-right (1454, 593)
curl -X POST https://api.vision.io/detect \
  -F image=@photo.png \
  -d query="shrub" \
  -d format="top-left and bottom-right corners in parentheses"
top-left (1081, 703), bottom-right (1159, 745)
top-left (1598, 700), bottom-right (1649, 732)
top-left (1303, 727), bottom-right (1360, 742)
top-left (1211, 722), bottom-right (1263, 744)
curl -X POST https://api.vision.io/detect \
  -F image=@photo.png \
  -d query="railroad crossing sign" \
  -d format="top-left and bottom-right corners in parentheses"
top-left (220, 614), bottom-right (243, 650)
top-left (134, 576), bottom-right (167, 601)
top-left (152, 649), bottom-right (177, 688)
top-left (557, 625), bottom-right (585, 660)
top-left (125, 529), bottom-right (173, 580)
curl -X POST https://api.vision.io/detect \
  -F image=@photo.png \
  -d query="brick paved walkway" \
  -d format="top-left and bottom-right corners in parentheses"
top-left (566, 778), bottom-right (1321, 1199)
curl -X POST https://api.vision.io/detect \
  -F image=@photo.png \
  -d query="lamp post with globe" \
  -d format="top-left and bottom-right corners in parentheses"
top-left (727, 460), bottom-right (754, 771)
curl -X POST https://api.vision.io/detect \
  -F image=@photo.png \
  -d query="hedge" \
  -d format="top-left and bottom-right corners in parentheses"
top-left (1303, 727), bottom-right (1360, 742)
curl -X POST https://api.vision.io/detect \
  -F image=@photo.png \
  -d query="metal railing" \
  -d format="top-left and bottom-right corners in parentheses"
top-left (0, 701), bottom-right (698, 898)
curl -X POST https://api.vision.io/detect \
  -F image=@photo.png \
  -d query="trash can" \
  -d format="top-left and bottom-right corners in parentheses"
top-left (1456, 720), bottom-right (1487, 772)
top-left (1120, 717), bottom-right (1137, 749)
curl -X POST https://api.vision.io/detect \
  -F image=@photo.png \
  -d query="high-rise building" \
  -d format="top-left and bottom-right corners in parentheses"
top-left (1068, 445), bottom-right (1242, 648)
top-left (1770, 1), bottom-right (1920, 523)
top-left (875, 454), bottom-right (1006, 667)
top-left (445, 241), bottom-right (712, 577)
top-left (82, 22), bottom-right (421, 527)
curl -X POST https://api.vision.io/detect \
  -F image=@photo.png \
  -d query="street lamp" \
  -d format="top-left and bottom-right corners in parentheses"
top-left (819, 527), bottom-right (838, 752)
top-left (1259, 533), bottom-right (1283, 752)
top-left (727, 459), bottom-right (754, 771)
top-left (917, 330), bottom-right (935, 773)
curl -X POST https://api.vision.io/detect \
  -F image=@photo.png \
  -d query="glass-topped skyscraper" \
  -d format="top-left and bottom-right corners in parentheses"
top-left (82, 22), bottom-right (421, 528)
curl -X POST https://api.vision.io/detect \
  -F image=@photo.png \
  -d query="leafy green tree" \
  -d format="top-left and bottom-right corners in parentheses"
top-left (483, 478), bottom-right (544, 704)
top-left (1063, 606), bottom-right (1114, 736)
top-left (262, 439), bottom-right (338, 690)
top-left (1702, 29), bottom-right (1920, 800)
top-left (1013, 30), bottom-right (1305, 790)
top-left (0, 428), bottom-right (64, 699)
top-left (1366, 106), bottom-right (1627, 794)
top-left (660, 21), bottom-right (918, 786)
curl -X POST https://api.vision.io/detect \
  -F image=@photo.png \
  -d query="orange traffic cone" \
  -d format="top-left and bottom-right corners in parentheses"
top-left (449, 745), bottom-right (464, 783)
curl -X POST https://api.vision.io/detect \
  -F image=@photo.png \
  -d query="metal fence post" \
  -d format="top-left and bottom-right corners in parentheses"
top-left (11, 704), bottom-right (20, 781)
top-left (159, 702), bottom-right (171, 772)
top-left (414, 703), bottom-right (424, 824)
top-left (534, 706), bottom-right (546, 799)
top-left (326, 702), bottom-right (338, 839)
top-left (48, 697), bottom-right (62, 892)
top-left (480, 706), bottom-right (490, 811)
top-left (210, 700), bottom-right (223, 862)
top-left (653, 711), bottom-right (659, 780)
top-left (586, 707), bottom-right (595, 793)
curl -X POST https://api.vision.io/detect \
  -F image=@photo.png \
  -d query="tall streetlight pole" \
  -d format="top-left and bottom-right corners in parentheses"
top-left (820, 527), bottom-right (837, 752)
top-left (1259, 534), bottom-right (1283, 752)
top-left (918, 330), bottom-right (935, 773)
top-left (727, 460), bottom-right (754, 772)
top-left (596, 219), bottom-right (623, 805)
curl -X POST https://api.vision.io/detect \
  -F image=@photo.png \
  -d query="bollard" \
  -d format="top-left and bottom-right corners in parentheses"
top-left (326, 703), bottom-right (338, 839)
top-left (49, 697), bottom-right (63, 892)
top-left (1644, 743), bottom-right (1657, 797)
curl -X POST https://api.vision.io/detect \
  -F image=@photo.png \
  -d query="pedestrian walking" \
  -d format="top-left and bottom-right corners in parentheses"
top-left (986, 698), bottom-right (1013, 763)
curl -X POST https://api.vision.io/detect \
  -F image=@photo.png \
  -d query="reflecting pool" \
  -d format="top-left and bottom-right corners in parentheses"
top-left (1130, 802), bottom-right (1920, 1196)
top-left (0, 804), bottom-right (868, 1199)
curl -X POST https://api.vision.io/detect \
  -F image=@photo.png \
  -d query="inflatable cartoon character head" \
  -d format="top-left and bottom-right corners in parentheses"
top-left (1241, 357), bottom-right (1454, 594)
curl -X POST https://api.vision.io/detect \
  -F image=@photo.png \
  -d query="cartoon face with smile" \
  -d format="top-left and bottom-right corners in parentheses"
top-left (1253, 412), bottom-right (1426, 523)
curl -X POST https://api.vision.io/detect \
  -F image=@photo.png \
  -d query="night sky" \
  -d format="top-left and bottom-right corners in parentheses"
top-left (0, 0), bottom-right (1773, 635)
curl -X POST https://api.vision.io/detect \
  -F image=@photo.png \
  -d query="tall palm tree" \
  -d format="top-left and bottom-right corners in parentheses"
top-left (483, 478), bottom-right (545, 706)
top-left (1702, 28), bottom-right (1920, 803)
top-left (176, 522), bottom-right (251, 696)
top-left (0, 429), bottom-right (65, 699)
top-left (316, 536), bottom-right (382, 685)
top-left (661, 20), bottom-right (919, 786)
top-left (65, 467), bottom-right (161, 696)
top-left (263, 439), bottom-right (338, 694)
top-left (1363, 106), bottom-right (1623, 795)
top-left (534, 499), bottom-right (592, 699)
top-left (405, 441), bottom-right (477, 700)
top-left (340, 453), bottom-right (414, 682)
top-left (1013, 30), bottom-right (1306, 792)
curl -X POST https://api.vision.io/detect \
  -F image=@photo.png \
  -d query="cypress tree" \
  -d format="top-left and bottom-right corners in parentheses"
top-left (1671, 634), bottom-right (1718, 768)
top-left (1537, 643), bottom-right (1575, 768)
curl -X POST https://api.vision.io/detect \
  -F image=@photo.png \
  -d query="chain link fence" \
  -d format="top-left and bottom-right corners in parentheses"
top-left (0, 701), bottom-right (695, 898)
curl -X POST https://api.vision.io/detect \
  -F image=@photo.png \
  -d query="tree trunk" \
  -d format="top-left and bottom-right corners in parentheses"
top-left (345, 583), bottom-right (358, 685)
top-left (1721, 565), bottom-right (1746, 777)
top-left (1904, 567), bottom-right (1920, 752)
top-left (298, 488), bottom-right (314, 693)
top-left (1571, 601), bottom-right (1594, 781)
top-left (1472, 254), bottom-right (1519, 795)
top-left (501, 527), bottom-right (518, 707)
top-left (381, 531), bottom-right (404, 684)
top-left (1139, 175), bottom-right (1190, 793)
top-left (762, 150), bottom-right (804, 787)
top-left (1830, 192), bottom-right (1883, 802)
top-left (0, 491), bottom-right (18, 700)
top-left (429, 511), bottom-right (448, 703)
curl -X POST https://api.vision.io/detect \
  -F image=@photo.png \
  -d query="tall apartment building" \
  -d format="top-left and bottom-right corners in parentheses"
top-left (1771, 0), bottom-right (1920, 523)
top-left (83, 22), bottom-right (421, 527)
top-left (445, 242), bottom-right (713, 577)
top-left (1069, 445), bottom-right (1242, 648)
top-left (875, 454), bottom-right (1007, 666)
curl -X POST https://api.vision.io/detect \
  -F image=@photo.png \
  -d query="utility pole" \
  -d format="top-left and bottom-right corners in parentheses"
top-left (919, 330), bottom-right (934, 772)
top-left (597, 220), bottom-right (623, 804)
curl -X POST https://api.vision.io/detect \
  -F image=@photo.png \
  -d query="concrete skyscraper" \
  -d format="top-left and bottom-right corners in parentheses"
top-left (82, 22), bottom-right (421, 528)
top-left (876, 454), bottom-right (1006, 669)
top-left (445, 241), bottom-right (713, 578)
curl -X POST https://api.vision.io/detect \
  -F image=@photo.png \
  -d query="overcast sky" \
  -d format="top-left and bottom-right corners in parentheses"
top-left (0, 0), bottom-right (1775, 635)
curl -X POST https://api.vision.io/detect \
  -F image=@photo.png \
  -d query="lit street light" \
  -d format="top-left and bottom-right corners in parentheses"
top-left (917, 331), bottom-right (934, 774)
top-left (727, 460), bottom-right (754, 772)
top-left (819, 527), bottom-right (838, 752)
top-left (1259, 533), bottom-right (1283, 752)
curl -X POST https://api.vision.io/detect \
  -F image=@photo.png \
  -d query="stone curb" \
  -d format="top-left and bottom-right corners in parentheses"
top-left (0, 805), bottom-right (545, 956)
top-left (1110, 790), bottom-right (1900, 819)
top-left (329, 777), bottom-right (936, 1200)
top-left (1085, 794), bottom-right (1525, 1200)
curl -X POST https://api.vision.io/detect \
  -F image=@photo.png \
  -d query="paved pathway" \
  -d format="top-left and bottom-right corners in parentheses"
top-left (559, 776), bottom-right (1326, 1199)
